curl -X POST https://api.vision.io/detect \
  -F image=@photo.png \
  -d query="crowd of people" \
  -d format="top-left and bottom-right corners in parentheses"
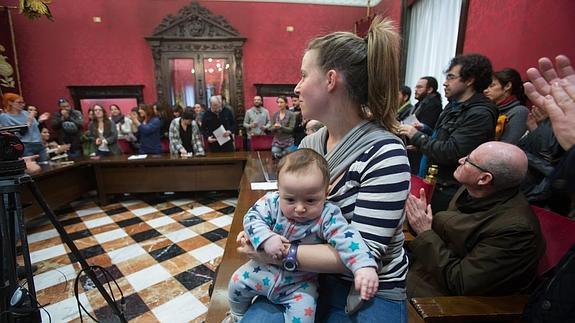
top-left (1, 92), bottom-right (323, 164)
top-left (397, 55), bottom-right (572, 217)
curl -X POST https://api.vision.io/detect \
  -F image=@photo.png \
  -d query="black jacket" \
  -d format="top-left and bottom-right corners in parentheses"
top-left (411, 93), bottom-right (498, 187)
top-left (413, 93), bottom-right (443, 134)
top-left (201, 108), bottom-right (236, 152)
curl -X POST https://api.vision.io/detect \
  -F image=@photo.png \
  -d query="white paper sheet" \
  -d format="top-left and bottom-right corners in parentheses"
top-left (402, 114), bottom-right (420, 126)
top-left (250, 182), bottom-right (278, 190)
top-left (128, 154), bottom-right (148, 160)
top-left (213, 125), bottom-right (231, 146)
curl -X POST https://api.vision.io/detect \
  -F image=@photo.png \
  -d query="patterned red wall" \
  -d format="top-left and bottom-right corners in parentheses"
top-left (463, 0), bottom-right (575, 77)
top-left (11, 1), bottom-right (366, 114)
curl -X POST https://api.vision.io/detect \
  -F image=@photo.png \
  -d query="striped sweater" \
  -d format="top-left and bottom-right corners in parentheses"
top-left (326, 137), bottom-right (410, 300)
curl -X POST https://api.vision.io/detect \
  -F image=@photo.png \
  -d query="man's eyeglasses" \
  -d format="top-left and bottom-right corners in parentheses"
top-left (445, 73), bottom-right (461, 81)
top-left (464, 155), bottom-right (494, 182)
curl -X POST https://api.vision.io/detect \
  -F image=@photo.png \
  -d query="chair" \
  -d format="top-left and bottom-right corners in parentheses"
top-left (235, 135), bottom-right (244, 151)
top-left (530, 205), bottom-right (575, 275)
top-left (250, 135), bottom-right (273, 151)
top-left (160, 138), bottom-right (170, 153)
top-left (117, 139), bottom-right (134, 155)
top-left (408, 206), bottom-right (575, 322)
top-left (410, 175), bottom-right (435, 202)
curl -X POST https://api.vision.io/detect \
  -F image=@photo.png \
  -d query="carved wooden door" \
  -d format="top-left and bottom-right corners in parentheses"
top-left (147, 2), bottom-right (246, 118)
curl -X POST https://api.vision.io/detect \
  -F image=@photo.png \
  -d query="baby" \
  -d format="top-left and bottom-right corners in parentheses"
top-left (225, 148), bottom-right (379, 323)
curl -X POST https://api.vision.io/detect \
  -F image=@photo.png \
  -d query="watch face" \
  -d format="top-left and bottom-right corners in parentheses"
top-left (283, 259), bottom-right (297, 272)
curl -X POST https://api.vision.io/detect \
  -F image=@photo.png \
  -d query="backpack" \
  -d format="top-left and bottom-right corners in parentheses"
top-left (523, 244), bottom-right (575, 322)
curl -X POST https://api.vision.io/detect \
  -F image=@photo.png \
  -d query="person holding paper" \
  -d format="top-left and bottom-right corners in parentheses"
top-left (201, 95), bottom-right (236, 152)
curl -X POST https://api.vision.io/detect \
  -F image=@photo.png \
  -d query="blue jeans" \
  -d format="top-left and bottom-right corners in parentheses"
top-left (241, 275), bottom-right (407, 323)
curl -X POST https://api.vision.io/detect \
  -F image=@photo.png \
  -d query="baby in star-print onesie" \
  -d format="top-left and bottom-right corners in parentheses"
top-left (226, 149), bottom-right (379, 323)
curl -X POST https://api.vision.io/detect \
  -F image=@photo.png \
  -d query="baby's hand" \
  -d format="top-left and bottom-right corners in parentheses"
top-left (262, 234), bottom-right (288, 259)
top-left (354, 267), bottom-right (379, 300)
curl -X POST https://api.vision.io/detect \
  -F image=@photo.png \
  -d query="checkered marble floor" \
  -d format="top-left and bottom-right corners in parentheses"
top-left (24, 192), bottom-right (237, 322)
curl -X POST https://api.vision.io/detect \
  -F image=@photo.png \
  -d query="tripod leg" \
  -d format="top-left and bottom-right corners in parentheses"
top-left (26, 180), bottom-right (127, 323)
top-left (0, 192), bottom-right (19, 319)
top-left (12, 189), bottom-right (41, 321)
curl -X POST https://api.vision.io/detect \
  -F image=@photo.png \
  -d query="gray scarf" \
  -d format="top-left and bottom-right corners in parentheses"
top-left (300, 120), bottom-right (400, 184)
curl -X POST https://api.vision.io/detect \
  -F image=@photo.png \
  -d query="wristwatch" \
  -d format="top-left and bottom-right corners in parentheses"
top-left (282, 242), bottom-right (299, 272)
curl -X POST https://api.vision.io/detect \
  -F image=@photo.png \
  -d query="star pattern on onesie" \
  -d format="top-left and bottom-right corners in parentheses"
top-left (262, 277), bottom-right (271, 286)
top-left (349, 241), bottom-right (360, 251)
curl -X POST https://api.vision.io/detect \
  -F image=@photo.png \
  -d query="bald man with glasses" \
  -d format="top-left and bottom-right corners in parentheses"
top-left (405, 141), bottom-right (545, 297)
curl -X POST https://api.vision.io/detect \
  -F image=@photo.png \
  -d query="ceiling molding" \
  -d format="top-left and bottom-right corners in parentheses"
top-left (204, 0), bottom-right (382, 7)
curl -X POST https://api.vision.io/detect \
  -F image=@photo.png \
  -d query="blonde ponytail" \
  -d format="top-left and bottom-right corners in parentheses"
top-left (367, 17), bottom-right (401, 132)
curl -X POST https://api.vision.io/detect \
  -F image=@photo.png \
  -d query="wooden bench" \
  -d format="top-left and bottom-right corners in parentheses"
top-left (206, 152), bottom-right (271, 323)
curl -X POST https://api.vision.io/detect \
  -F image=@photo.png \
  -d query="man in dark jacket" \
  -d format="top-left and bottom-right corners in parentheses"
top-left (202, 95), bottom-right (236, 152)
top-left (51, 98), bottom-right (84, 158)
top-left (405, 141), bottom-right (545, 297)
top-left (412, 76), bottom-right (443, 134)
top-left (405, 77), bottom-right (443, 174)
top-left (399, 54), bottom-right (498, 212)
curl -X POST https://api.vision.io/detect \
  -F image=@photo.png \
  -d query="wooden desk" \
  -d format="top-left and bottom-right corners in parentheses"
top-left (206, 152), bottom-right (271, 323)
top-left (21, 152), bottom-right (249, 219)
top-left (22, 161), bottom-right (96, 220)
top-left (91, 152), bottom-right (248, 205)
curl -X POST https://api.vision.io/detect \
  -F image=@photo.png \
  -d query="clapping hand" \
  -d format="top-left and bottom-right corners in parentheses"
top-left (405, 188), bottom-right (433, 235)
top-left (39, 112), bottom-right (50, 123)
top-left (525, 55), bottom-right (575, 150)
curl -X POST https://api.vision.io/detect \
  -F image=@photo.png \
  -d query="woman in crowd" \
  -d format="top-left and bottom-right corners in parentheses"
top-left (483, 68), bottom-right (529, 144)
top-left (88, 104), bottom-right (121, 156)
top-left (270, 95), bottom-right (295, 159)
top-left (110, 104), bottom-right (136, 142)
top-left (172, 105), bottom-right (183, 119)
top-left (238, 17), bottom-right (410, 322)
top-left (1, 93), bottom-right (50, 161)
top-left (168, 109), bottom-right (205, 156)
top-left (193, 103), bottom-right (205, 127)
top-left (153, 103), bottom-right (172, 139)
top-left (40, 125), bottom-right (70, 160)
top-left (131, 104), bottom-right (162, 154)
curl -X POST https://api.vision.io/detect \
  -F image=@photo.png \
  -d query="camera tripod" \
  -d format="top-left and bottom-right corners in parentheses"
top-left (0, 159), bottom-right (127, 322)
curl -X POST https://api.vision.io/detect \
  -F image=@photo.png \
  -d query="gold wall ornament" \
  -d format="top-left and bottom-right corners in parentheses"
top-left (19, 0), bottom-right (53, 20)
top-left (0, 44), bottom-right (16, 89)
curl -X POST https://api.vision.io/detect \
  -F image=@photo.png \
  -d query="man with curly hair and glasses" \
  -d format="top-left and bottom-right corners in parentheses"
top-left (399, 54), bottom-right (498, 212)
